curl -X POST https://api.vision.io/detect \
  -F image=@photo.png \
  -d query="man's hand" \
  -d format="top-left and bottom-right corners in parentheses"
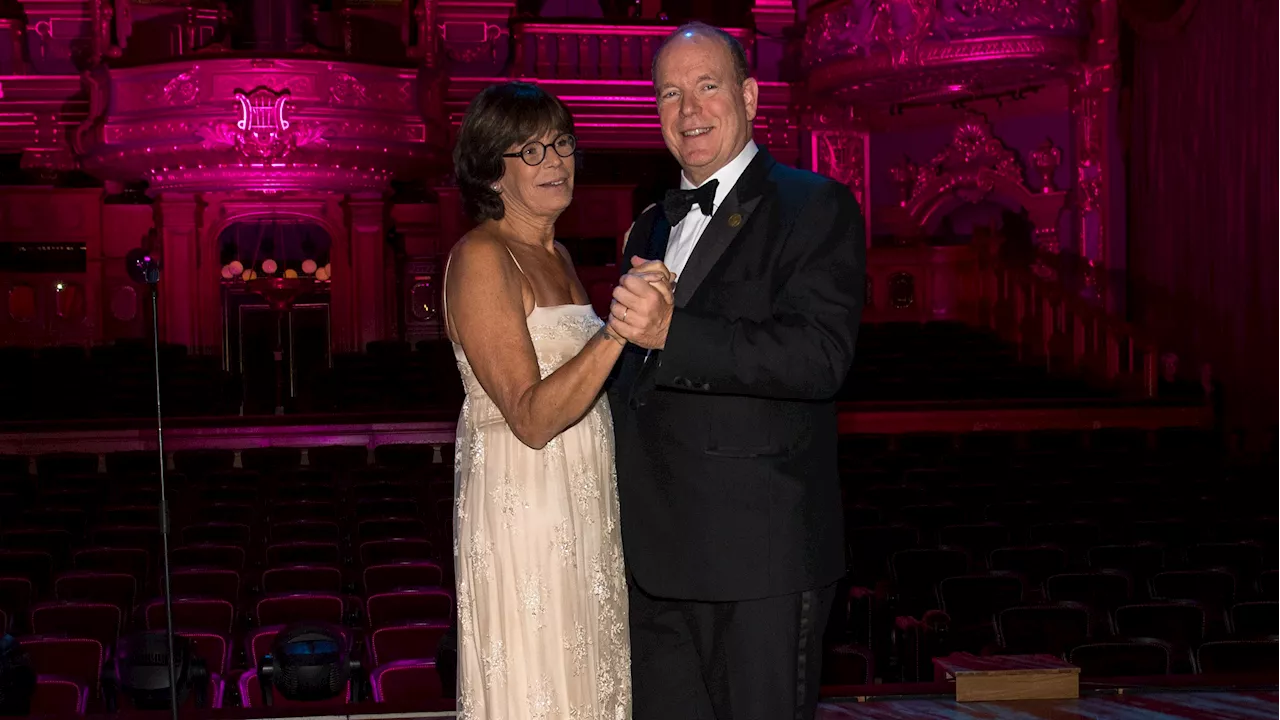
top-left (610, 256), bottom-right (675, 350)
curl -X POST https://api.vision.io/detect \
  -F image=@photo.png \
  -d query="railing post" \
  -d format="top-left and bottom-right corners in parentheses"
top-left (510, 24), bottom-right (525, 77)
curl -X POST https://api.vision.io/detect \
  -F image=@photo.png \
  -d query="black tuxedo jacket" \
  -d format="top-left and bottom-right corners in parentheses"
top-left (609, 148), bottom-right (865, 602)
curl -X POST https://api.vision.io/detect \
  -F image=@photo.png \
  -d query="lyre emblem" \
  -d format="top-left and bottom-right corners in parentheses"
top-left (199, 86), bottom-right (327, 160)
top-left (234, 87), bottom-right (292, 158)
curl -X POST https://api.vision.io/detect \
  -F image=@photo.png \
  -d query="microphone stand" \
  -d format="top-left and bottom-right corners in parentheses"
top-left (135, 254), bottom-right (181, 720)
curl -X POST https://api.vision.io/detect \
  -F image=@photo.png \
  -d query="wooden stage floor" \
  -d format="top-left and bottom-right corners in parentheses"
top-left (816, 688), bottom-right (1277, 719)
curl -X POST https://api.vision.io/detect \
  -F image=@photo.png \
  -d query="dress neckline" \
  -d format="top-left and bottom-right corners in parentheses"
top-left (528, 303), bottom-right (595, 316)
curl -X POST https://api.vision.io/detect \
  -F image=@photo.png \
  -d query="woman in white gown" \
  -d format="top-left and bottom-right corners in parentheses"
top-left (444, 82), bottom-right (670, 720)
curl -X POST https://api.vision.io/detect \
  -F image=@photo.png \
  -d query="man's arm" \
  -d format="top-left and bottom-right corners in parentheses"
top-left (653, 181), bottom-right (865, 400)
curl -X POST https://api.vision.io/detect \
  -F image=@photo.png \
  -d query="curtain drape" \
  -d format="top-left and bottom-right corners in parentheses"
top-left (1126, 0), bottom-right (1277, 438)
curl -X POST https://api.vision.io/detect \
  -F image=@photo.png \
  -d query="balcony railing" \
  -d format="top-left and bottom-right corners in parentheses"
top-left (509, 19), bottom-right (753, 81)
top-left (981, 252), bottom-right (1162, 399)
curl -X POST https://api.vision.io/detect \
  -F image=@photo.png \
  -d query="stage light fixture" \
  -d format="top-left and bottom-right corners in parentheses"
top-left (105, 632), bottom-right (208, 712)
top-left (258, 623), bottom-right (361, 706)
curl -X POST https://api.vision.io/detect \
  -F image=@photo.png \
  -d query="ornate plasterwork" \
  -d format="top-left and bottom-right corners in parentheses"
top-left (813, 131), bottom-right (867, 200)
top-left (898, 119), bottom-right (1065, 240)
top-left (198, 87), bottom-right (328, 160)
top-left (144, 66), bottom-right (200, 106)
top-left (806, 0), bottom-right (1081, 65)
top-left (803, 0), bottom-right (1084, 105)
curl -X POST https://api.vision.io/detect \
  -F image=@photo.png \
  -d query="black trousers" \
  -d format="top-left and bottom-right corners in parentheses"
top-left (628, 577), bottom-right (837, 720)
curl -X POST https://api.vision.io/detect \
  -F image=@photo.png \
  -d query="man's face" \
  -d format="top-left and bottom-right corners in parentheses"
top-left (654, 33), bottom-right (758, 187)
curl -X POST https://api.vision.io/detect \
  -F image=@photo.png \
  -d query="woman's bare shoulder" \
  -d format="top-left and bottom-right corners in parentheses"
top-left (449, 228), bottom-right (513, 278)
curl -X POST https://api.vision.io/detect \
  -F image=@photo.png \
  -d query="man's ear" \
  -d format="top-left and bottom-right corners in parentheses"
top-left (742, 77), bottom-right (759, 122)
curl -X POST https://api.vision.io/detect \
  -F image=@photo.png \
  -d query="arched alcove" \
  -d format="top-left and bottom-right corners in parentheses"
top-left (218, 218), bottom-right (335, 415)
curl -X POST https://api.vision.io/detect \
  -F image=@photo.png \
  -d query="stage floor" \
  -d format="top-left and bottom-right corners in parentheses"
top-left (816, 689), bottom-right (1278, 719)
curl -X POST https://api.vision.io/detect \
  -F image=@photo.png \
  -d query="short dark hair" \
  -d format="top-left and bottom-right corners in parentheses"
top-left (453, 82), bottom-right (575, 223)
top-left (651, 21), bottom-right (751, 90)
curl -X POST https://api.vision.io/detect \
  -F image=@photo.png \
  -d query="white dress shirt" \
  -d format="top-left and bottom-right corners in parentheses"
top-left (663, 141), bottom-right (759, 278)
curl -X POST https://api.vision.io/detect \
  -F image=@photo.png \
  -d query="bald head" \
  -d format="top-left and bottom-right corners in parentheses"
top-left (651, 22), bottom-right (750, 92)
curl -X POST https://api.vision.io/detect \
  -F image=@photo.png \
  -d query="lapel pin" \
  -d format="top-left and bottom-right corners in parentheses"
top-left (727, 213), bottom-right (743, 228)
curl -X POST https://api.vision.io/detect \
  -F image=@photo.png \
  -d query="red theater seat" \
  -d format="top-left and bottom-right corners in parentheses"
top-left (997, 603), bottom-right (1090, 658)
top-left (89, 526), bottom-right (158, 554)
top-left (363, 561), bottom-right (444, 595)
top-left (181, 522), bottom-right (251, 548)
top-left (31, 675), bottom-right (88, 715)
top-left (2, 528), bottom-right (73, 568)
top-left (21, 637), bottom-right (103, 693)
top-left (170, 544), bottom-right (246, 571)
top-left (144, 597), bottom-right (236, 635)
top-left (822, 644), bottom-right (874, 686)
top-left (1230, 601), bottom-right (1278, 637)
top-left (261, 565), bottom-right (344, 594)
top-left (72, 547), bottom-right (149, 582)
top-left (177, 631), bottom-right (232, 676)
top-left (100, 505), bottom-right (158, 527)
top-left (170, 568), bottom-right (240, 604)
top-left (1069, 638), bottom-right (1172, 677)
top-left (0, 551), bottom-right (53, 595)
top-left (271, 500), bottom-right (338, 523)
top-left (367, 589), bottom-right (452, 628)
top-left (270, 520), bottom-right (341, 545)
top-left (256, 593), bottom-right (346, 626)
top-left (1046, 571), bottom-right (1132, 637)
top-left (357, 517), bottom-right (428, 544)
top-left (370, 622), bottom-right (450, 666)
top-left (30, 601), bottom-right (121, 649)
top-left (0, 577), bottom-right (33, 629)
top-left (266, 542), bottom-right (341, 567)
top-left (1196, 639), bottom-right (1280, 675)
top-left (53, 571), bottom-right (136, 616)
top-left (359, 538), bottom-right (435, 566)
top-left (989, 545), bottom-right (1069, 591)
top-left (370, 660), bottom-right (443, 703)
top-left (1113, 602), bottom-right (1206, 671)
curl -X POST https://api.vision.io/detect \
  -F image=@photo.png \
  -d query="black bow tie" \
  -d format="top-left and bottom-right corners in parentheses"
top-left (663, 180), bottom-right (718, 226)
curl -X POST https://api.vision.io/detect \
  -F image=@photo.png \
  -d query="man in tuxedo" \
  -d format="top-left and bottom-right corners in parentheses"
top-left (606, 21), bottom-right (866, 720)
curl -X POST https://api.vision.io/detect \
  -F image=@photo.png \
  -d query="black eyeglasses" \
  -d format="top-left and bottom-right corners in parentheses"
top-left (502, 133), bottom-right (577, 166)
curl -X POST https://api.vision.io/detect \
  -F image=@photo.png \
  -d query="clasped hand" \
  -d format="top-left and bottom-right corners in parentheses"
top-left (608, 256), bottom-right (675, 350)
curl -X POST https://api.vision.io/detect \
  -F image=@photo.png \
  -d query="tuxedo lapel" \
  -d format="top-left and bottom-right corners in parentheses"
top-left (673, 149), bottom-right (774, 307)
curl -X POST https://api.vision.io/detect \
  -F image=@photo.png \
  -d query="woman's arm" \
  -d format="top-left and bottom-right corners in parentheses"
top-left (446, 233), bottom-right (628, 450)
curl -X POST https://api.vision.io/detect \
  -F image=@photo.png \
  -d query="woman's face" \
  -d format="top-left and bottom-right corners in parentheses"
top-left (493, 130), bottom-right (576, 220)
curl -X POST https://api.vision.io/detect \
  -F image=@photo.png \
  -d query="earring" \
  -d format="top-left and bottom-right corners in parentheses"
top-left (491, 184), bottom-right (502, 193)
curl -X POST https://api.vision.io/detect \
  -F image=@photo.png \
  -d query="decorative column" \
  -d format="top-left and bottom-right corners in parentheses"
top-left (752, 0), bottom-right (795, 82)
top-left (153, 193), bottom-right (204, 351)
top-left (1069, 0), bottom-right (1120, 299)
top-left (344, 193), bottom-right (388, 352)
top-left (804, 111), bottom-right (871, 248)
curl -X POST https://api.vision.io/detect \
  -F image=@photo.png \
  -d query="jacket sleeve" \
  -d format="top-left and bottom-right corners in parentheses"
top-left (653, 181), bottom-right (865, 400)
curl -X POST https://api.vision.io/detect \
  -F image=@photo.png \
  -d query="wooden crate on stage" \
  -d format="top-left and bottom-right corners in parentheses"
top-left (933, 653), bottom-right (1080, 702)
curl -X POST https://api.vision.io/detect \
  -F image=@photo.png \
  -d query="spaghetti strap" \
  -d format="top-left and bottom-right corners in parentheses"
top-left (503, 245), bottom-right (527, 277)
top-left (442, 252), bottom-right (455, 341)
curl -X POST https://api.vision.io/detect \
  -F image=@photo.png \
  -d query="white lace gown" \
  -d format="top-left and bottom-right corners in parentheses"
top-left (453, 303), bottom-right (631, 720)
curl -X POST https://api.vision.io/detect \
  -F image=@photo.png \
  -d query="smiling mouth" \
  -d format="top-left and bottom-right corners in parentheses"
top-left (540, 179), bottom-right (568, 187)
top-left (681, 127), bottom-right (713, 138)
